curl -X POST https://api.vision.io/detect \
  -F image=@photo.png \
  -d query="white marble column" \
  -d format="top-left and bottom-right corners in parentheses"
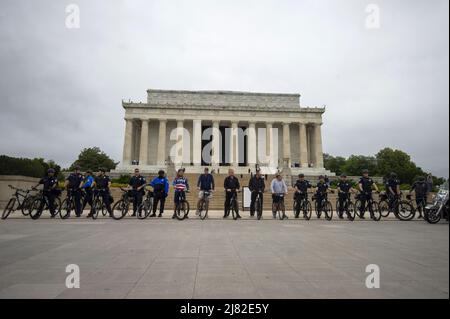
top-left (157, 119), bottom-right (167, 166)
top-left (299, 123), bottom-right (308, 168)
top-left (122, 119), bottom-right (133, 166)
top-left (193, 119), bottom-right (202, 166)
top-left (139, 119), bottom-right (149, 166)
top-left (282, 123), bottom-right (291, 166)
top-left (313, 123), bottom-right (324, 168)
top-left (230, 122), bottom-right (239, 167)
top-left (176, 120), bottom-right (184, 166)
top-left (247, 122), bottom-right (257, 167)
top-left (211, 121), bottom-right (220, 166)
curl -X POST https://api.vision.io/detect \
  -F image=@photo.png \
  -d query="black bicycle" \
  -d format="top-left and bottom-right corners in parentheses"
top-left (197, 190), bottom-right (211, 220)
top-left (90, 189), bottom-right (113, 219)
top-left (254, 191), bottom-right (264, 220)
top-left (378, 192), bottom-right (414, 221)
top-left (273, 193), bottom-right (287, 220)
top-left (313, 192), bottom-right (333, 220)
top-left (355, 191), bottom-right (381, 221)
top-left (138, 190), bottom-right (154, 220)
top-left (174, 191), bottom-right (190, 220)
top-left (293, 191), bottom-right (312, 220)
top-left (60, 189), bottom-right (84, 219)
top-left (225, 190), bottom-right (240, 220)
top-left (29, 190), bottom-right (62, 220)
top-left (335, 192), bottom-right (356, 221)
top-left (111, 188), bottom-right (133, 220)
top-left (2, 185), bottom-right (36, 219)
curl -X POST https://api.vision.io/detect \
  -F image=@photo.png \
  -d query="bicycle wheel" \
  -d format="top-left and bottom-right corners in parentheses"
top-left (369, 201), bottom-right (381, 221)
top-left (29, 198), bottom-right (44, 220)
top-left (256, 198), bottom-right (263, 220)
top-left (335, 200), bottom-right (342, 218)
top-left (53, 197), bottom-right (62, 218)
top-left (277, 202), bottom-right (286, 220)
top-left (91, 199), bottom-right (102, 220)
top-left (231, 200), bottom-right (239, 220)
top-left (324, 201), bottom-right (333, 221)
top-left (138, 197), bottom-right (153, 220)
top-left (354, 200), bottom-right (363, 219)
top-left (314, 201), bottom-right (321, 219)
top-left (199, 200), bottom-right (208, 220)
top-left (111, 200), bottom-right (128, 220)
top-left (2, 198), bottom-right (16, 220)
top-left (396, 201), bottom-right (415, 221)
top-left (378, 200), bottom-right (390, 218)
top-left (303, 201), bottom-right (312, 220)
top-left (346, 202), bottom-right (356, 221)
top-left (21, 196), bottom-right (33, 216)
top-left (59, 198), bottom-right (72, 219)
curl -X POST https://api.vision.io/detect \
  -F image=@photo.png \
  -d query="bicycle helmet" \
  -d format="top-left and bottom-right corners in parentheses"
top-left (47, 168), bottom-right (55, 174)
top-left (298, 173), bottom-right (305, 178)
top-left (362, 169), bottom-right (369, 174)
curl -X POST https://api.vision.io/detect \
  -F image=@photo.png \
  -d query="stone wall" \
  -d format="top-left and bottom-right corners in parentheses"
top-left (0, 175), bottom-right (40, 208)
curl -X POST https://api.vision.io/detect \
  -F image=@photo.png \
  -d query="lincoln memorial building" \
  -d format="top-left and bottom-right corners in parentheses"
top-left (114, 89), bottom-right (333, 176)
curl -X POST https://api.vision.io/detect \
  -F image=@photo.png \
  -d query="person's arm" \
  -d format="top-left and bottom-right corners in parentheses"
top-left (373, 182), bottom-right (379, 192)
top-left (283, 180), bottom-right (288, 194)
top-left (197, 175), bottom-right (201, 189)
top-left (270, 180), bottom-right (275, 193)
top-left (358, 181), bottom-right (363, 192)
top-left (237, 180), bottom-right (240, 190)
top-left (261, 180), bottom-right (266, 192)
top-left (186, 179), bottom-right (190, 191)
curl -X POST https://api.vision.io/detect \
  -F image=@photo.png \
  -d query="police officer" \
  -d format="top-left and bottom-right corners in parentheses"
top-left (314, 175), bottom-right (329, 218)
top-left (358, 169), bottom-right (379, 219)
top-left (386, 172), bottom-right (401, 209)
top-left (64, 166), bottom-right (84, 217)
top-left (93, 168), bottom-right (112, 217)
top-left (409, 176), bottom-right (428, 219)
top-left (224, 168), bottom-right (241, 219)
top-left (36, 168), bottom-right (59, 218)
top-left (293, 173), bottom-right (312, 218)
top-left (128, 168), bottom-right (146, 216)
top-left (81, 170), bottom-right (95, 215)
top-left (248, 169), bottom-right (265, 217)
top-left (337, 174), bottom-right (354, 219)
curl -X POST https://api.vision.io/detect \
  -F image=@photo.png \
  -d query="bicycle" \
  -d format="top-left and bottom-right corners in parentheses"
top-left (252, 191), bottom-right (264, 220)
top-left (137, 190), bottom-right (154, 220)
top-left (60, 189), bottom-right (84, 219)
top-left (111, 188), bottom-right (133, 220)
top-left (2, 185), bottom-right (36, 219)
top-left (91, 189), bottom-right (113, 219)
top-left (293, 191), bottom-right (312, 220)
top-left (354, 191), bottom-right (381, 221)
top-left (272, 193), bottom-right (287, 220)
top-left (197, 190), bottom-right (212, 220)
top-left (28, 189), bottom-right (62, 220)
top-left (174, 190), bottom-right (190, 220)
top-left (313, 192), bottom-right (333, 221)
top-left (378, 192), bottom-right (414, 221)
top-left (335, 192), bottom-right (356, 221)
top-left (225, 190), bottom-right (241, 220)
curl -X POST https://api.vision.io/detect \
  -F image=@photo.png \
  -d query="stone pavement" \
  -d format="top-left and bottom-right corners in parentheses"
top-left (0, 212), bottom-right (448, 299)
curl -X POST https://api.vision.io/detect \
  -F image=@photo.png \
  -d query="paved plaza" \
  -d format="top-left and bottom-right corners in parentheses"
top-left (0, 213), bottom-right (448, 299)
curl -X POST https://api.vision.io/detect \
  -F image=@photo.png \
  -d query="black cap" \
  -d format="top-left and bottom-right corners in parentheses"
top-left (340, 173), bottom-right (347, 177)
top-left (298, 173), bottom-right (305, 178)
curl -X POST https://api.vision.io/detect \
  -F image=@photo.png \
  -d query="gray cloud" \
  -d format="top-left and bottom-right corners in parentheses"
top-left (0, 0), bottom-right (448, 177)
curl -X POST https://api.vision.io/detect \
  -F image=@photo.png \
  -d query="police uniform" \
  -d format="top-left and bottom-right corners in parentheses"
top-left (39, 175), bottom-right (59, 215)
top-left (66, 172), bottom-right (84, 216)
top-left (129, 175), bottom-right (146, 215)
top-left (337, 180), bottom-right (352, 214)
top-left (95, 175), bottom-right (112, 214)
top-left (248, 175), bottom-right (266, 216)
top-left (386, 177), bottom-right (401, 207)
top-left (224, 176), bottom-right (240, 217)
top-left (359, 177), bottom-right (375, 216)
top-left (315, 181), bottom-right (329, 210)
top-left (294, 179), bottom-right (312, 200)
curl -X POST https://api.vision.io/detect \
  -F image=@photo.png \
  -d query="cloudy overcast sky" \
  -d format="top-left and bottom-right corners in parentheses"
top-left (0, 0), bottom-right (448, 177)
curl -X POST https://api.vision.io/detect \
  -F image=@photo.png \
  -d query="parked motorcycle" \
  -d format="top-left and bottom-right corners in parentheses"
top-left (424, 180), bottom-right (449, 224)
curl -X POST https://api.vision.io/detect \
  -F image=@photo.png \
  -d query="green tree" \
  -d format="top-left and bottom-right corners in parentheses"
top-left (342, 155), bottom-right (378, 176)
top-left (69, 147), bottom-right (118, 172)
top-left (324, 153), bottom-right (347, 176)
top-left (375, 148), bottom-right (424, 184)
top-left (0, 155), bottom-right (62, 178)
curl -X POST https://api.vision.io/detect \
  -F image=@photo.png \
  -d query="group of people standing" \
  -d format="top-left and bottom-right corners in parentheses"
top-left (35, 165), bottom-right (431, 219)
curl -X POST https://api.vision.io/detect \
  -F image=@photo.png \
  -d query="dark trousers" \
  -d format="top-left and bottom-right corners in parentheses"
top-left (315, 193), bottom-right (326, 211)
top-left (70, 189), bottom-right (82, 216)
top-left (153, 193), bottom-right (166, 215)
top-left (359, 193), bottom-right (373, 215)
top-left (250, 191), bottom-right (263, 215)
top-left (131, 190), bottom-right (143, 214)
top-left (99, 191), bottom-right (112, 213)
top-left (338, 193), bottom-right (350, 214)
top-left (43, 191), bottom-right (56, 215)
top-left (82, 189), bottom-right (93, 212)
